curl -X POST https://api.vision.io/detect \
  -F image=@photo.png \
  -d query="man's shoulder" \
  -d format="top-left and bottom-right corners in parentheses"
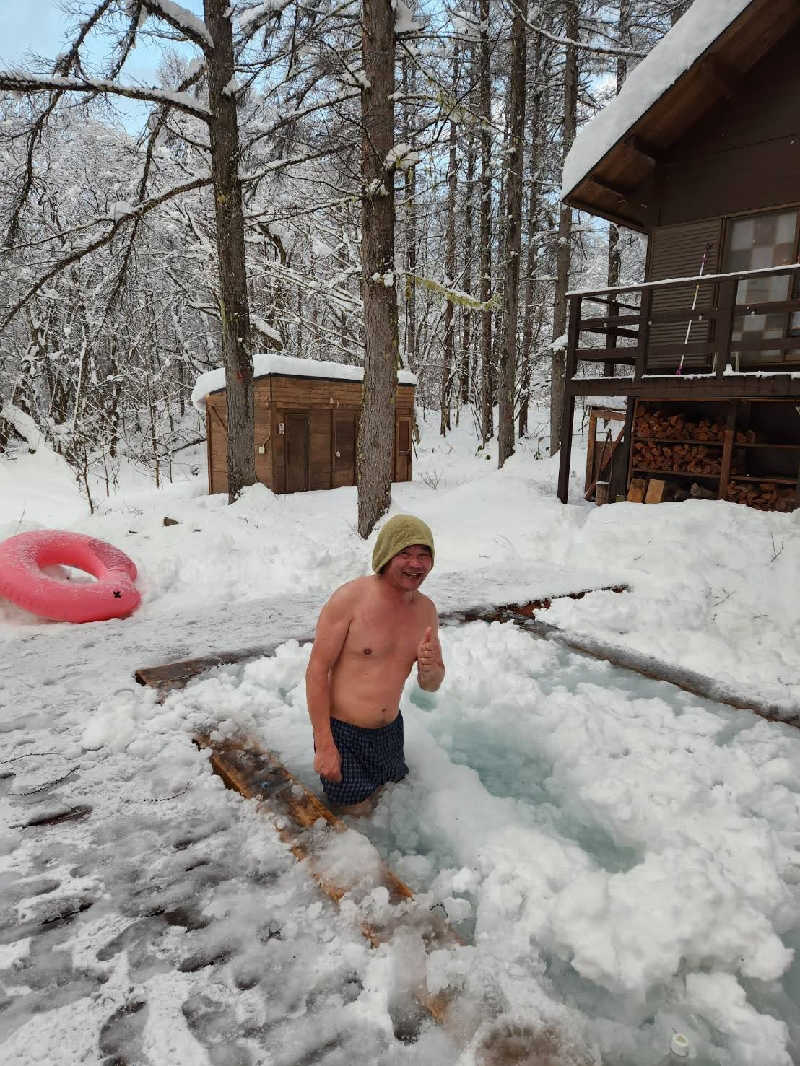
top-left (415, 591), bottom-right (439, 618)
top-left (325, 576), bottom-right (373, 609)
top-left (338, 575), bottom-right (373, 596)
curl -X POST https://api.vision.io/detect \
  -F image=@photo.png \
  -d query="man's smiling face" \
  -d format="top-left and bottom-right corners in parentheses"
top-left (382, 544), bottom-right (433, 591)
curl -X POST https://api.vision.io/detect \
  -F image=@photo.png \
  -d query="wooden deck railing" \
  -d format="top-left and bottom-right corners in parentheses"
top-left (565, 263), bottom-right (800, 382)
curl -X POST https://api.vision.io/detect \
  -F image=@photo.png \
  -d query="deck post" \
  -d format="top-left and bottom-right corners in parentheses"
top-left (604, 296), bottom-right (618, 378)
top-left (566, 294), bottom-right (581, 378)
top-left (557, 388), bottom-right (575, 503)
top-left (635, 288), bottom-right (652, 380)
top-left (718, 401), bottom-right (736, 499)
top-left (715, 276), bottom-right (737, 376)
top-left (620, 397), bottom-right (636, 495)
top-left (557, 296), bottom-right (581, 504)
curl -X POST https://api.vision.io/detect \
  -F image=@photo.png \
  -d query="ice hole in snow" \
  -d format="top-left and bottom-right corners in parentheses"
top-left (168, 620), bottom-right (800, 1066)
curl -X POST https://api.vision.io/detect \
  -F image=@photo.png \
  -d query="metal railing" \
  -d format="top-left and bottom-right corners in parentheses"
top-left (565, 263), bottom-right (800, 380)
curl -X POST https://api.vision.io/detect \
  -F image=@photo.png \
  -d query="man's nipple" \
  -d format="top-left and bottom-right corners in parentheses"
top-left (363, 647), bottom-right (372, 656)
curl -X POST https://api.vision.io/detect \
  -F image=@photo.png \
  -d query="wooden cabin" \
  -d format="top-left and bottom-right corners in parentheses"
top-left (558, 0), bottom-right (800, 511)
top-left (195, 354), bottom-right (416, 495)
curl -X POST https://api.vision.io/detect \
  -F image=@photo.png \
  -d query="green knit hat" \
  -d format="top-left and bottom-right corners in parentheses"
top-left (372, 514), bottom-right (435, 573)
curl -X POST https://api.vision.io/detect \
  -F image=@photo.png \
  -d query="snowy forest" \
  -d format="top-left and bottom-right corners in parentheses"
top-left (0, 0), bottom-right (691, 526)
top-left (5, 5), bottom-right (800, 1066)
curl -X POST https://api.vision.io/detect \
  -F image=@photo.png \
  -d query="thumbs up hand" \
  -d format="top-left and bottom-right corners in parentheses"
top-left (417, 625), bottom-right (444, 691)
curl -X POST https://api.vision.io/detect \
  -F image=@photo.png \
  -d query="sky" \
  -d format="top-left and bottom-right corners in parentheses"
top-left (0, 3), bottom-right (69, 68)
top-left (0, 1), bottom-right (205, 127)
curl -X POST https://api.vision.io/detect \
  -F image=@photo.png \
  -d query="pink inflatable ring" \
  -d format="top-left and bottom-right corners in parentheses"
top-left (0, 531), bottom-right (141, 623)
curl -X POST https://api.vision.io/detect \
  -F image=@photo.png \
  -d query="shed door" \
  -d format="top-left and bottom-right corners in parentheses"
top-left (395, 416), bottom-right (412, 482)
top-left (333, 413), bottom-right (358, 487)
top-left (285, 413), bottom-right (310, 493)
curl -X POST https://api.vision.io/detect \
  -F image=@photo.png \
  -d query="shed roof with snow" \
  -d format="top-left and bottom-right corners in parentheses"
top-left (191, 352), bottom-right (417, 412)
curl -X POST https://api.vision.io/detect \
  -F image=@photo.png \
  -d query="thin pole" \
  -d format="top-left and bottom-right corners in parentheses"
top-left (677, 241), bottom-right (713, 375)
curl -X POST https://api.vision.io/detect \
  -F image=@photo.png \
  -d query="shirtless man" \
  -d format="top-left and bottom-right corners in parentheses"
top-left (305, 514), bottom-right (445, 814)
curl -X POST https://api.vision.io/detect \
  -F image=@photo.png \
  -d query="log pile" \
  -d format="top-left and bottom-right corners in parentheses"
top-left (627, 403), bottom-right (798, 512)
top-left (631, 440), bottom-right (722, 474)
top-left (635, 405), bottom-right (725, 442)
top-left (726, 483), bottom-right (797, 512)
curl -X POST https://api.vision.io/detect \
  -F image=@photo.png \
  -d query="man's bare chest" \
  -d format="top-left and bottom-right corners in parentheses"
top-left (344, 605), bottom-right (423, 663)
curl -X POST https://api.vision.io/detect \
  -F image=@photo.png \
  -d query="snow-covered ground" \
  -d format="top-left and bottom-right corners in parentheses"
top-left (1, 407), bottom-right (800, 1065)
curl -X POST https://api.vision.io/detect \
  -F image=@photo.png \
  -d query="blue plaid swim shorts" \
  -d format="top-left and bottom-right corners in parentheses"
top-left (320, 713), bottom-right (409, 806)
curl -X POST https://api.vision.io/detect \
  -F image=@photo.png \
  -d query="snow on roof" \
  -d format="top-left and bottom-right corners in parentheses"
top-left (191, 353), bottom-right (417, 411)
top-left (562, 0), bottom-right (752, 198)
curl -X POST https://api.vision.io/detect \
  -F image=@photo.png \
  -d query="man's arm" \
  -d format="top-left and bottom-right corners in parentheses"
top-left (416, 607), bottom-right (445, 692)
top-left (305, 585), bottom-right (354, 781)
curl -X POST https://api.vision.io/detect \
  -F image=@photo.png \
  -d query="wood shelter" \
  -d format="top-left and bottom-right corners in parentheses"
top-left (558, 0), bottom-right (800, 511)
top-left (194, 354), bottom-right (416, 495)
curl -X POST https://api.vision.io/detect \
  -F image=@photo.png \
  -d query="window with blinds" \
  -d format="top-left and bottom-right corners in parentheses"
top-left (722, 208), bottom-right (800, 368)
top-left (647, 219), bottom-right (722, 372)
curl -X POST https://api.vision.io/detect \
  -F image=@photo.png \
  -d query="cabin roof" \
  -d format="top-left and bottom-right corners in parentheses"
top-left (561, 0), bottom-right (800, 230)
top-left (192, 353), bottom-right (417, 411)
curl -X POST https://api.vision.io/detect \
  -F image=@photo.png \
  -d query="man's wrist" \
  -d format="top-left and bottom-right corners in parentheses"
top-left (417, 661), bottom-right (444, 688)
top-left (313, 729), bottom-right (336, 751)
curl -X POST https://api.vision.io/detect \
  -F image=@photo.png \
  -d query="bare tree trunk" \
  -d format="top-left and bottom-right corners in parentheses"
top-left (205, 0), bottom-right (256, 502)
top-left (605, 0), bottom-right (630, 377)
top-left (549, 0), bottom-right (578, 455)
top-left (607, 223), bottom-right (621, 284)
top-left (402, 58), bottom-right (418, 370)
top-left (491, 77), bottom-right (511, 393)
top-left (441, 44), bottom-right (460, 437)
top-left (498, 0), bottom-right (527, 467)
top-left (479, 0), bottom-right (493, 443)
top-left (460, 123), bottom-right (476, 410)
top-left (357, 0), bottom-right (397, 539)
top-left (518, 30), bottom-right (545, 439)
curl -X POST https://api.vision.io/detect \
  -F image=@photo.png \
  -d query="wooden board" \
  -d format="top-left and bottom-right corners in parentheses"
top-left (585, 406), bottom-right (626, 501)
top-left (644, 478), bottom-right (666, 503)
top-left (627, 477), bottom-right (646, 502)
top-left (194, 732), bottom-right (460, 1029)
top-left (194, 734), bottom-right (416, 907)
top-left (136, 702), bottom-right (458, 1024)
top-left (133, 639), bottom-right (310, 696)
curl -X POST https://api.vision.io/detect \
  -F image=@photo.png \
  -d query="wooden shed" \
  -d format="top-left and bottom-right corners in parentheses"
top-left (558, 0), bottom-right (800, 511)
top-left (194, 354), bottom-right (416, 496)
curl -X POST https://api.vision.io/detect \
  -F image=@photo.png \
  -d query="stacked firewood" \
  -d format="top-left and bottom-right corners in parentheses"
top-left (726, 483), bottom-right (797, 511)
top-left (631, 440), bottom-right (722, 474)
top-left (635, 405), bottom-right (726, 442)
